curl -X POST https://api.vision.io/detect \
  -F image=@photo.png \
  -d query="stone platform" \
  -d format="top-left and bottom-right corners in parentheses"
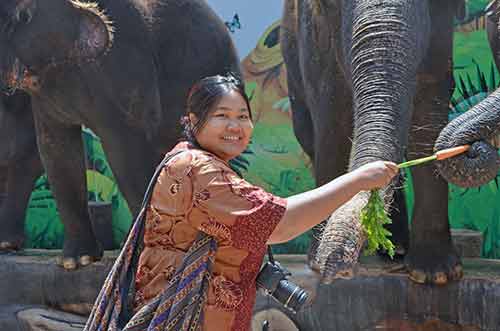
top-left (254, 255), bottom-right (500, 331)
top-left (1, 250), bottom-right (499, 331)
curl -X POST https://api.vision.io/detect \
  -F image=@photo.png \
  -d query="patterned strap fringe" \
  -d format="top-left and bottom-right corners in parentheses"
top-left (124, 233), bottom-right (216, 331)
top-left (83, 150), bottom-right (217, 331)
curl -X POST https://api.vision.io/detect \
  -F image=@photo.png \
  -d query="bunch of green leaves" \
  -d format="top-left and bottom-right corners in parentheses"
top-left (360, 189), bottom-right (395, 258)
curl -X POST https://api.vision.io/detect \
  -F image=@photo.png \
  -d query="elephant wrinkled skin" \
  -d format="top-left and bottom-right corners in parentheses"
top-left (0, 91), bottom-right (42, 250)
top-left (281, 0), bottom-right (466, 285)
top-left (0, 0), bottom-right (240, 269)
top-left (435, 1), bottom-right (500, 187)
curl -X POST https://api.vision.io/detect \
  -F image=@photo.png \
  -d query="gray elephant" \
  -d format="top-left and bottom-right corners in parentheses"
top-left (435, 1), bottom-right (500, 187)
top-left (0, 0), bottom-right (240, 269)
top-left (281, 0), bottom-right (467, 285)
top-left (0, 91), bottom-right (42, 250)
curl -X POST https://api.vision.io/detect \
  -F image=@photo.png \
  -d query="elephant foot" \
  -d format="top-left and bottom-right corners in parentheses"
top-left (57, 236), bottom-right (103, 270)
top-left (405, 244), bottom-right (463, 285)
top-left (55, 255), bottom-right (102, 270)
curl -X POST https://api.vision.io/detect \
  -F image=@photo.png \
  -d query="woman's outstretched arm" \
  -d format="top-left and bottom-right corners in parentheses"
top-left (267, 161), bottom-right (399, 244)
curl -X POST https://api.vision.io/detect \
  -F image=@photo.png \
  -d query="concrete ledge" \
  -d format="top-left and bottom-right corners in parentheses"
top-left (0, 250), bottom-right (114, 311)
top-left (1, 250), bottom-right (500, 331)
top-left (451, 228), bottom-right (483, 258)
top-left (256, 255), bottom-right (500, 331)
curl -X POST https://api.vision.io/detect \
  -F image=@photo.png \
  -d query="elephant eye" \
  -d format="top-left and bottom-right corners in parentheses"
top-left (19, 10), bottom-right (32, 24)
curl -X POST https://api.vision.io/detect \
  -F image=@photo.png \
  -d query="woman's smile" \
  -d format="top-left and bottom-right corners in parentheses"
top-left (222, 135), bottom-right (241, 141)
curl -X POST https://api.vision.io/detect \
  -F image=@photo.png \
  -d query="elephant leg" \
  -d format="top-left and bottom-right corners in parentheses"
top-left (312, 77), bottom-right (352, 187)
top-left (307, 78), bottom-right (353, 271)
top-left (289, 85), bottom-right (315, 162)
top-left (0, 153), bottom-right (43, 250)
top-left (98, 130), bottom-right (157, 217)
top-left (282, 25), bottom-right (315, 161)
top-left (404, 2), bottom-right (462, 286)
top-left (33, 106), bottom-right (101, 270)
top-left (284, 50), bottom-right (354, 269)
top-left (282, 23), bottom-right (320, 269)
top-left (405, 158), bottom-right (462, 285)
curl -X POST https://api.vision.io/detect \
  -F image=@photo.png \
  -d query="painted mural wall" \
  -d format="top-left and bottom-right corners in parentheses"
top-left (24, 0), bottom-right (500, 257)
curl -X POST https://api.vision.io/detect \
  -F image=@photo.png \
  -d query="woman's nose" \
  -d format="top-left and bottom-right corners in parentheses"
top-left (226, 119), bottom-right (241, 131)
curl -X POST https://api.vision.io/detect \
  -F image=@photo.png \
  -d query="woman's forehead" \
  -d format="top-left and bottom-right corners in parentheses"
top-left (215, 92), bottom-right (248, 111)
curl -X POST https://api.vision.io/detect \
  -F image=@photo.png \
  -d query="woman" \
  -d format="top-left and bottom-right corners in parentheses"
top-left (85, 74), bottom-right (398, 331)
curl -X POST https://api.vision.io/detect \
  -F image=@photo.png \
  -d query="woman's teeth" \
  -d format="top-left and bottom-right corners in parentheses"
top-left (223, 136), bottom-right (240, 140)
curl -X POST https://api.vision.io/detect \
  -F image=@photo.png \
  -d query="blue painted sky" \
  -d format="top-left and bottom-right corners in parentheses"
top-left (206, 0), bottom-right (284, 58)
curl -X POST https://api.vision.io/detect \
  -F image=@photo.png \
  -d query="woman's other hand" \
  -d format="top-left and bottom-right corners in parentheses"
top-left (353, 161), bottom-right (399, 191)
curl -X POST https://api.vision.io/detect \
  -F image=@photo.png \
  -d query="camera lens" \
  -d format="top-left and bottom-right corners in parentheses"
top-left (272, 279), bottom-right (309, 313)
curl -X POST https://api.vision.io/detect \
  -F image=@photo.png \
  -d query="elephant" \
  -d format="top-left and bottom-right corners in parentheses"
top-left (0, 0), bottom-right (240, 269)
top-left (0, 91), bottom-right (42, 250)
top-left (435, 0), bottom-right (500, 187)
top-left (281, 0), bottom-right (468, 285)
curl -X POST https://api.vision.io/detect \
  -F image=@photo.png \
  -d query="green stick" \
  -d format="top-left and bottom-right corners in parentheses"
top-left (397, 155), bottom-right (437, 169)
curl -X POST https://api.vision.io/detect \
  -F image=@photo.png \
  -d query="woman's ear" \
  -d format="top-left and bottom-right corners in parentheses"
top-left (188, 113), bottom-right (198, 127)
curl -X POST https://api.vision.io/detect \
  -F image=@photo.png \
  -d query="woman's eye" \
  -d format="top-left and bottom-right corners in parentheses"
top-left (213, 113), bottom-right (226, 118)
top-left (239, 114), bottom-right (250, 120)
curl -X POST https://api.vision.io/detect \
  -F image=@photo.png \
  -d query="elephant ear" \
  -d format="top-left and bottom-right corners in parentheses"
top-left (70, 1), bottom-right (114, 63)
top-left (455, 0), bottom-right (467, 21)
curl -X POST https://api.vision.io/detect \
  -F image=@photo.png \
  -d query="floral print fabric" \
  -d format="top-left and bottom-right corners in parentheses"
top-left (134, 142), bottom-right (286, 331)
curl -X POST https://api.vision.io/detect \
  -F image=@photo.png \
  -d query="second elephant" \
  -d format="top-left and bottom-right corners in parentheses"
top-left (281, 0), bottom-right (467, 285)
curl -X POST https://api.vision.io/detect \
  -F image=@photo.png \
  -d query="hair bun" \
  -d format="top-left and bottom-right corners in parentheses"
top-left (222, 72), bottom-right (241, 85)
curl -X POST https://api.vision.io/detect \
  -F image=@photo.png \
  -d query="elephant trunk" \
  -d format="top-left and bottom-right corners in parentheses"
top-left (435, 89), bottom-right (500, 187)
top-left (349, 0), bottom-right (430, 167)
top-left (318, 0), bottom-right (431, 282)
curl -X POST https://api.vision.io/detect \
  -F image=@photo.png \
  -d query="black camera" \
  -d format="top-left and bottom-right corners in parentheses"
top-left (256, 261), bottom-right (309, 313)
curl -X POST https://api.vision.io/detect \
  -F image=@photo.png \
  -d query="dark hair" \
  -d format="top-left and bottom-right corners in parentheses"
top-left (181, 73), bottom-right (252, 143)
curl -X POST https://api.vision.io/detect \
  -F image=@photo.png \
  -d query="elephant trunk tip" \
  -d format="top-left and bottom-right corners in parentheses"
top-left (316, 192), bottom-right (370, 283)
top-left (436, 140), bottom-right (500, 188)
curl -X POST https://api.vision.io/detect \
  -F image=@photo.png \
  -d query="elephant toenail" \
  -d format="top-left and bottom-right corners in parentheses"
top-left (0, 241), bottom-right (11, 249)
top-left (452, 265), bottom-right (464, 280)
top-left (79, 255), bottom-right (92, 266)
top-left (338, 269), bottom-right (354, 279)
top-left (55, 256), bottom-right (63, 266)
top-left (63, 257), bottom-right (77, 270)
top-left (433, 272), bottom-right (448, 285)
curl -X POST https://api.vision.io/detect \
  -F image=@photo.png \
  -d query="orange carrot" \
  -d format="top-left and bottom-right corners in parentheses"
top-left (435, 145), bottom-right (470, 161)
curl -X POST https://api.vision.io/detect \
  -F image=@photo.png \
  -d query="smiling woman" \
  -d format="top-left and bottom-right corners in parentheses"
top-left (184, 74), bottom-right (254, 162)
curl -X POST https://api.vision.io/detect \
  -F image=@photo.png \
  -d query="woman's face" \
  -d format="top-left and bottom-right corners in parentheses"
top-left (191, 90), bottom-right (253, 162)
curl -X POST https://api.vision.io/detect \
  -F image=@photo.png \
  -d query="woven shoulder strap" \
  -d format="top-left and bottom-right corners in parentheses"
top-left (84, 150), bottom-right (216, 331)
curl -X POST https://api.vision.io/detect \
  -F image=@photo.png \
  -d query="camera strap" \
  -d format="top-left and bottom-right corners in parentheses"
top-left (262, 246), bottom-right (275, 330)
top-left (267, 245), bottom-right (275, 264)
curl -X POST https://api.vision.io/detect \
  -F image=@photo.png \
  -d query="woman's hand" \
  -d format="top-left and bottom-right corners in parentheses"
top-left (353, 161), bottom-right (399, 191)
top-left (269, 160), bottom-right (399, 244)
